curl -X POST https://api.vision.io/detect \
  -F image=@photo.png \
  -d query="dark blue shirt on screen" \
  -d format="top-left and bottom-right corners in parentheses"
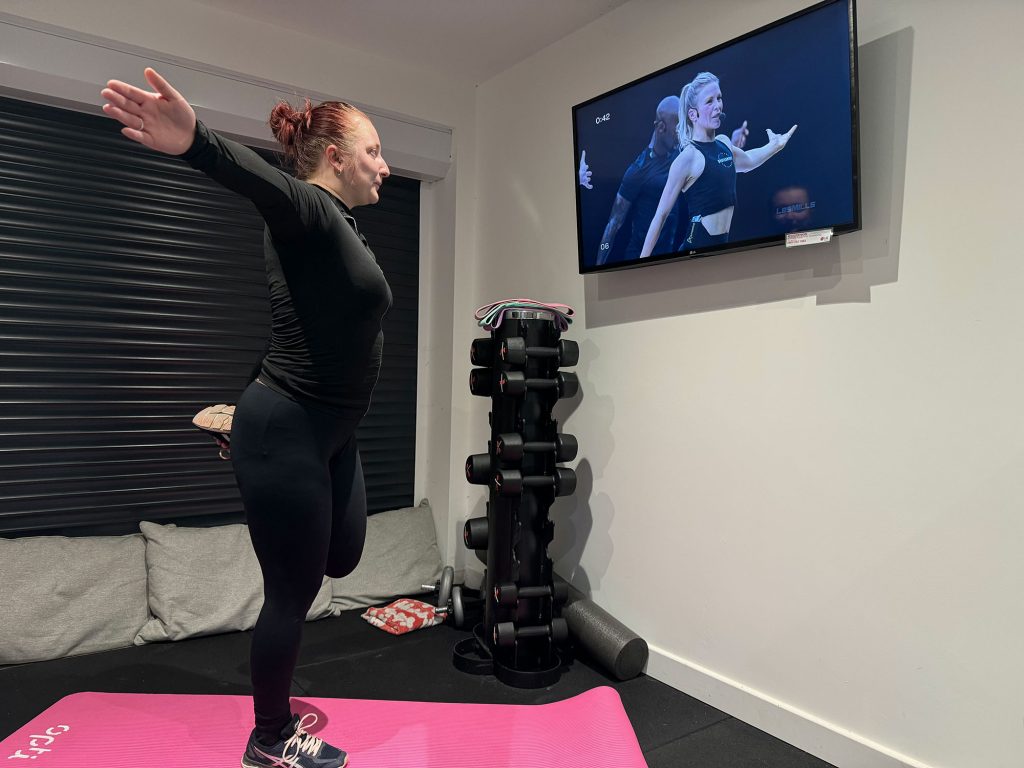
top-left (617, 146), bottom-right (681, 260)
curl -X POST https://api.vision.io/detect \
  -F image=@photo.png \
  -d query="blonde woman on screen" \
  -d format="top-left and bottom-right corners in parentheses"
top-left (639, 71), bottom-right (797, 258)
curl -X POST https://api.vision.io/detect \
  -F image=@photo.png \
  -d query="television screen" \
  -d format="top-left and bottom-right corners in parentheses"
top-left (573, 0), bottom-right (859, 274)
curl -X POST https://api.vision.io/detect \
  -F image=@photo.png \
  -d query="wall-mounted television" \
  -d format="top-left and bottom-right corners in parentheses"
top-left (573, 0), bottom-right (859, 274)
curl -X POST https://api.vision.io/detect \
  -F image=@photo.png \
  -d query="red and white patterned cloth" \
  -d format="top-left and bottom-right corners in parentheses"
top-left (361, 598), bottom-right (443, 635)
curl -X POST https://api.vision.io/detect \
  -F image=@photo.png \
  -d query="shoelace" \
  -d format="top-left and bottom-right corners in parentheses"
top-left (474, 298), bottom-right (575, 332)
top-left (281, 713), bottom-right (324, 765)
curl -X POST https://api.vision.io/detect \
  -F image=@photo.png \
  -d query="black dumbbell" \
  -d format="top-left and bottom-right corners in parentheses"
top-left (469, 368), bottom-right (493, 397)
top-left (463, 517), bottom-right (488, 549)
top-left (495, 432), bottom-right (578, 462)
top-left (493, 618), bottom-right (569, 648)
top-left (493, 467), bottom-right (577, 496)
top-left (470, 338), bottom-right (495, 366)
top-left (499, 371), bottom-right (579, 398)
top-left (501, 337), bottom-right (579, 367)
top-left (465, 453), bottom-right (492, 485)
top-left (494, 581), bottom-right (569, 606)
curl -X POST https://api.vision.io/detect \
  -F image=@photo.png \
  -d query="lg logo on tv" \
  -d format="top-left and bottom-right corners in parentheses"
top-left (7, 725), bottom-right (70, 759)
top-left (594, 113), bottom-right (611, 125)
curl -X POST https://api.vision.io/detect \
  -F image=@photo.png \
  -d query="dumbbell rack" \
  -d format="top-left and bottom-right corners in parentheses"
top-left (453, 309), bottom-right (579, 688)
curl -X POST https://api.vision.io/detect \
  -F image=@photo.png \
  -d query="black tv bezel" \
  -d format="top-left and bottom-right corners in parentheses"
top-left (572, 0), bottom-right (861, 275)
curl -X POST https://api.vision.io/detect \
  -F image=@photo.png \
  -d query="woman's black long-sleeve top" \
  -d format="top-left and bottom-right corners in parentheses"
top-left (180, 121), bottom-right (393, 418)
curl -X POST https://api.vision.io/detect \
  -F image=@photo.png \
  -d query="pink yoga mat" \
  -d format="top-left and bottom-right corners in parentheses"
top-left (0, 686), bottom-right (647, 767)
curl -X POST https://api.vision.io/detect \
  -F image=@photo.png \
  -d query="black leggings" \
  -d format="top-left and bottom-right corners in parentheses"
top-left (231, 380), bottom-right (367, 739)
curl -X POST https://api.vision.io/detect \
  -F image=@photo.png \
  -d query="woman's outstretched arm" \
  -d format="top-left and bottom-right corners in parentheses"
top-left (101, 68), bottom-right (323, 244)
top-left (729, 125), bottom-right (798, 173)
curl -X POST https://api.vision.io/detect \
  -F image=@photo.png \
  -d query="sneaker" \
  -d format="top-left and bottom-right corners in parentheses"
top-left (241, 713), bottom-right (348, 768)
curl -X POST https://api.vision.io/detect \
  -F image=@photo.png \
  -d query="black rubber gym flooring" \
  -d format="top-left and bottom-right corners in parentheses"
top-left (0, 600), bottom-right (835, 767)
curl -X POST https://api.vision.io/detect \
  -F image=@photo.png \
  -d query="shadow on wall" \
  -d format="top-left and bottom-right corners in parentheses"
top-left (582, 27), bottom-right (915, 326)
top-left (548, 338), bottom-right (615, 595)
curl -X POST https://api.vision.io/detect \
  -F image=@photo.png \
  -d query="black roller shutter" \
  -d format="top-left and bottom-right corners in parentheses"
top-left (0, 94), bottom-right (418, 536)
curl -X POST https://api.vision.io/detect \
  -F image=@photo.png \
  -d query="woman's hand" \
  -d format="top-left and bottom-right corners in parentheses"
top-left (101, 68), bottom-right (196, 155)
top-left (765, 124), bottom-right (798, 152)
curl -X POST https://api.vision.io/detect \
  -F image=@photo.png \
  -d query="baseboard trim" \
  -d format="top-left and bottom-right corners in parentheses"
top-left (645, 645), bottom-right (935, 768)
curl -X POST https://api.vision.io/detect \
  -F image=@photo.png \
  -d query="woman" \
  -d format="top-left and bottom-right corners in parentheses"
top-left (639, 71), bottom-right (797, 259)
top-left (102, 68), bottom-right (391, 768)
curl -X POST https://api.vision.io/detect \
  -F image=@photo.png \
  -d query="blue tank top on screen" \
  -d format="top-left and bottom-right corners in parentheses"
top-left (686, 139), bottom-right (737, 217)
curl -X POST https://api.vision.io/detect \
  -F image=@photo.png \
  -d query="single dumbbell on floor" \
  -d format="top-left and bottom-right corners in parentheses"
top-left (422, 565), bottom-right (455, 611)
top-left (500, 337), bottom-right (579, 367)
top-left (493, 467), bottom-right (577, 496)
top-left (495, 432), bottom-right (577, 462)
top-left (422, 565), bottom-right (469, 628)
top-left (498, 371), bottom-right (579, 398)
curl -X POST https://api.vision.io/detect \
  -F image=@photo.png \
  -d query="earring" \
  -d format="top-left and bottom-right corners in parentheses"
top-left (334, 167), bottom-right (342, 178)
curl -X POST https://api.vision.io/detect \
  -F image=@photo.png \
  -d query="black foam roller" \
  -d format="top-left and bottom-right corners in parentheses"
top-left (563, 598), bottom-right (648, 681)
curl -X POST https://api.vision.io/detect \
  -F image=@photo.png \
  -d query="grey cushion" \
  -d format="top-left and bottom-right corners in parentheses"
top-left (136, 521), bottom-right (333, 644)
top-left (0, 534), bottom-right (148, 664)
top-left (329, 498), bottom-right (443, 613)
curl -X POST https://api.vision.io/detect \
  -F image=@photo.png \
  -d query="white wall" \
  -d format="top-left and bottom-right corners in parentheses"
top-left (467, 1), bottom-right (1024, 767)
top-left (0, 0), bottom-right (478, 566)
